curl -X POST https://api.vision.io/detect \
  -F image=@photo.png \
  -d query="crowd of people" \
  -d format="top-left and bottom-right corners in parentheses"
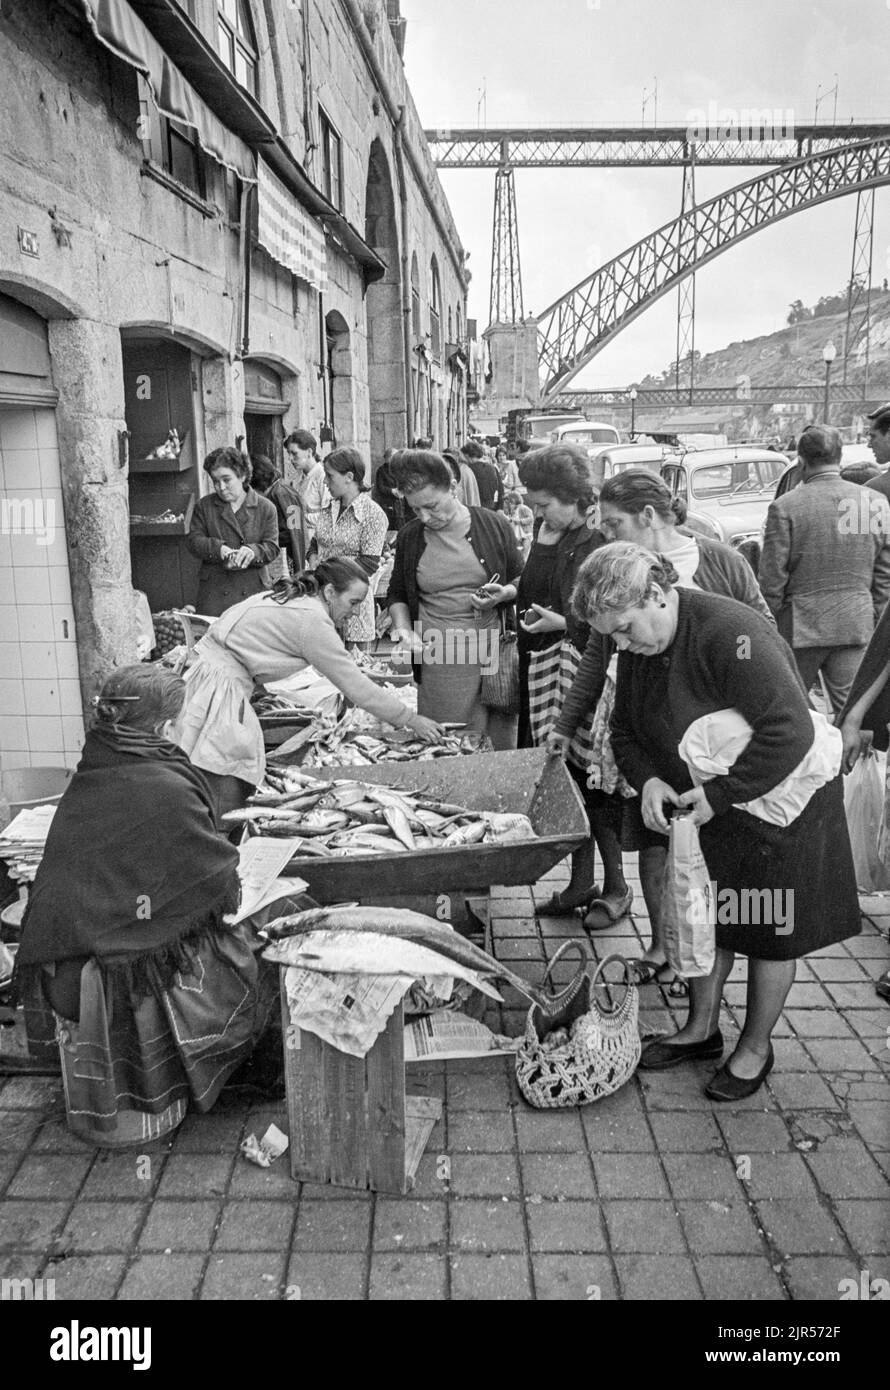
top-left (15, 416), bottom-right (890, 1140)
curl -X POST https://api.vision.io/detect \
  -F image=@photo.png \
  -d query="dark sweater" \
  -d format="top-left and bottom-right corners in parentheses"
top-left (517, 520), bottom-right (607, 652)
top-left (555, 534), bottom-right (774, 738)
top-left (465, 457), bottom-right (503, 510)
top-left (610, 588), bottom-right (814, 816)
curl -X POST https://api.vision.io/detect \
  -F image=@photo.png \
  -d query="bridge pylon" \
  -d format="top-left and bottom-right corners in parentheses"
top-left (489, 145), bottom-right (525, 326)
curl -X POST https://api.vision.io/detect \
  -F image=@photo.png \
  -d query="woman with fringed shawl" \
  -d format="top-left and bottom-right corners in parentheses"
top-left (13, 665), bottom-right (274, 1144)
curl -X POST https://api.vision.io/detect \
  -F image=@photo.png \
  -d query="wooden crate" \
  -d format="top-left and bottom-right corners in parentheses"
top-left (281, 981), bottom-right (442, 1194)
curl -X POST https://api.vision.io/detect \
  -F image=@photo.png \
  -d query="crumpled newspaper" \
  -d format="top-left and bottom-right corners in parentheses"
top-left (240, 1124), bottom-right (289, 1168)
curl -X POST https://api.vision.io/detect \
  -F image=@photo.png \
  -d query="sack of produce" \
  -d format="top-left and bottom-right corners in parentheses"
top-left (150, 610), bottom-right (186, 658)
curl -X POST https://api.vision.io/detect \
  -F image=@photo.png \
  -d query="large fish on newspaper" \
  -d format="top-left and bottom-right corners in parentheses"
top-left (261, 930), bottom-right (503, 1001)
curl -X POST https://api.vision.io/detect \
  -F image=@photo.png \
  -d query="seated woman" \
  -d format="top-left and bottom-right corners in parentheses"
top-left (13, 666), bottom-right (274, 1145)
top-left (387, 448), bottom-right (523, 749)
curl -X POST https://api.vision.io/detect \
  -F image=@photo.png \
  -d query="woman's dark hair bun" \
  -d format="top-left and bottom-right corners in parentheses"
top-left (670, 495), bottom-right (687, 524)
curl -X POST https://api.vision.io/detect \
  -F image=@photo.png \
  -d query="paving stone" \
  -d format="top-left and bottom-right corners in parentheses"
top-left (450, 1199), bottom-right (526, 1252)
top-left (662, 1152), bottom-right (744, 1199)
top-left (786, 1010), bottom-right (854, 1038)
top-left (0, 1200), bottom-right (70, 1250)
top-left (753, 1198), bottom-right (847, 1255)
top-left (592, 1152), bottom-right (669, 1198)
top-left (38, 1254), bottom-right (126, 1301)
top-left (170, 1111), bottom-right (247, 1153)
top-left (767, 1073), bottom-right (841, 1111)
top-left (445, 1070), bottom-right (512, 1110)
top-left (0, 1078), bottom-right (62, 1109)
top-left (771, 1039), bottom-right (818, 1071)
top-left (292, 1200), bottom-right (371, 1252)
top-left (824, 982), bottom-right (887, 1011)
top-left (697, 1254), bottom-right (788, 1300)
top-left (81, 1150), bottom-right (167, 1199)
top-left (676, 1198), bottom-right (765, 1254)
top-left (447, 1112), bottom-right (516, 1153)
top-left (740, 1151), bottom-right (819, 1199)
top-left (200, 1252), bottom-right (287, 1300)
top-left (298, 1182), bottom-right (372, 1202)
top-left (368, 1252), bottom-right (448, 1300)
top-left (227, 1158), bottom-right (300, 1198)
top-left (7, 1153), bottom-right (93, 1201)
top-left (639, 1072), bottom-right (734, 1111)
top-left (450, 1253), bottom-right (532, 1300)
top-left (59, 1201), bottom-right (146, 1252)
top-left (848, 1101), bottom-right (890, 1150)
top-left (531, 1254), bottom-right (617, 1301)
top-left (844, 934), bottom-right (890, 958)
top-left (805, 1038), bottom-right (882, 1072)
top-left (846, 1009), bottom-right (890, 1040)
top-left (519, 1152), bottom-right (596, 1199)
top-left (833, 1200), bottom-right (890, 1256)
top-left (493, 937), bottom-right (545, 961)
top-left (139, 1200), bottom-right (221, 1251)
top-left (117, 1254), bottom-right (204, 1300)
top-left (156, 1153), bottom-right (233, 1199)
top-left (28, 1118), bottom-right (97, 1154)
top-left (448, 1153), bottom-right (520, 1196)
top-left (614, 1253), bottom-right (700, 1300)
top-left (0, 1153), bottom-right (23, 1194)
top-left (786, 984), bottom-right (833, 1007)
top-left (808, 957), bottom-right (872, 981)
top-left (716, 1111), bottom-right (794, 1153)
top-left (646, 1111), bottom-right (724, 1152)
top-left (514, 1110), bottom-right (586, 1153)
top-left (581, 1105), bottom-right (655, 1152)
top-left (0, 1110), bottom-right (45, 1151)
top-left (601, 1200), bottom-right (687, 1253)
top-left (215, 1200), bottom-right (296, 1251)
top-left (492, 917), bottom-right (539, 938)
top-left (805, 1138), bottom-right (890, 1199)
top-left (784, 1255), bottom-right (865, 1301)
top-left (373, 1199), bottom-right (446, 1251)
top-left (285, 1253), bottom-right (365, 1300)
top-left (526, 1200), bottom-right (606, 1252)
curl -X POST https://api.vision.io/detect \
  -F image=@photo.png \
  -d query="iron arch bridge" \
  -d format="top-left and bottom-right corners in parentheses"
top-left (536, 137), bottom-right (890, 399)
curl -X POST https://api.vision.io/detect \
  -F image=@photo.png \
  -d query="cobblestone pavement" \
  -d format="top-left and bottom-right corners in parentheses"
top-left (1, 868), bottom-right (888, 1301)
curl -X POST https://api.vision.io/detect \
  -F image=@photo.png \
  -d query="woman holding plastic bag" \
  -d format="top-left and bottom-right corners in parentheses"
top-left (575, 543), bottom-right (860, 1101)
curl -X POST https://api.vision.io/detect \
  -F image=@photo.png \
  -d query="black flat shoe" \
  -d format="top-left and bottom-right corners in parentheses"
top-left (704, 1045), bottom-right (774, 1102)
top-left (638, 1029), bottom-right (724, 1071)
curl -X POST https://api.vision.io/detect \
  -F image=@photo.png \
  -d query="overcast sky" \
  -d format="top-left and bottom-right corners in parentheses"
top-left (400, 0), bottom-right (890, 387)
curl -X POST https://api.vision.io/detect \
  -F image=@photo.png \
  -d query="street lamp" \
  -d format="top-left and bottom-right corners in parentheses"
top-left (822, 340), bottom-right (837, 424)
top-left (629, 387), bottom-right (638, 440)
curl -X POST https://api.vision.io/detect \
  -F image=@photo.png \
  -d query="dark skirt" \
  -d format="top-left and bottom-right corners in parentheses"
top-left (698, 774), bottom-right (861, 960)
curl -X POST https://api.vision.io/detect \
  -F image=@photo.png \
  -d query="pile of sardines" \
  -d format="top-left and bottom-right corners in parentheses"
top-left (224, 764), bottom-right (534, 856)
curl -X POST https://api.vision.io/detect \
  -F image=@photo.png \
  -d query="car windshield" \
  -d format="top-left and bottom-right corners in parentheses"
top-left (559, 428), bottom-right (619, 445)
top-left (690, 457), bottom-right (786, 499)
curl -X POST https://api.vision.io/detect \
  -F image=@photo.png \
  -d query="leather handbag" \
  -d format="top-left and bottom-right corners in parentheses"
top-left (480, 606), bottom-right (520, 714)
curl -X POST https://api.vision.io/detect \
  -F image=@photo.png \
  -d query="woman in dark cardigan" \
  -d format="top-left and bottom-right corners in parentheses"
top-left (550, 468), bottom-right (774, 958)
top-left (387, 449), bottom-right (523, 749)
top-left (576, 543), bottom-right (859, 1101)
top-left (13, 666), bottom-right (274, 1143)
top-left (515, 445), bottom-right (627, 919)
top-left (187, 447), bottom-right (280, 616)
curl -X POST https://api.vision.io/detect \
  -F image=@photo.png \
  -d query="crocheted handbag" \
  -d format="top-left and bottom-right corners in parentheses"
top-left (516, 948), bottom-right (641, 1109)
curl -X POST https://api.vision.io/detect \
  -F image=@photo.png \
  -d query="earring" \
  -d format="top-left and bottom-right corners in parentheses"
top-left (659, 602), bottom-right (666, 609)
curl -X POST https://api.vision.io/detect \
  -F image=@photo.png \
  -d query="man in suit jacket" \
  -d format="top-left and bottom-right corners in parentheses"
top-left (759, 424), bottom-right (890, 715)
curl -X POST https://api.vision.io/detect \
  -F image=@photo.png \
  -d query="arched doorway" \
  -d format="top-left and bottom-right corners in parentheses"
top-left (364, 140), bottom-right (405, 464)
top-left (324, 309), bottom-right (356, 446)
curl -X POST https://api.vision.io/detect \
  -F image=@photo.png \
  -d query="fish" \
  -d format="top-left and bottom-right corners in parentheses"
top-left (382, 805), bottom-right (416, 850)
top-left (222, 807), bottom-right (306, 824)
top-left (261, 929), bottom-right (503, 1001)
top-left (442, 821), bottom-right (487, 846)
top-left (259, 905), bottom-right (543, 1005)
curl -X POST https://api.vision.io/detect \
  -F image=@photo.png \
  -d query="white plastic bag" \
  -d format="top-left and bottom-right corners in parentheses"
top-left (845, 749), bottom-right (890, 892)
top-left (661, 811), bottom-right (716, 978)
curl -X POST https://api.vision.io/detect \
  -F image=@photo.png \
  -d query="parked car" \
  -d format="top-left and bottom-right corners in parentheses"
top-left (549, 420), bottom-right (621, 453)
top-left (588, 442), bottom-right (678, 489)
top-left (660, 447), bottom-right (789, 553)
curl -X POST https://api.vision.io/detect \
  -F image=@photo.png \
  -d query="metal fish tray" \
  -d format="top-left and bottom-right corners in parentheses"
top-left (273, 747), bottom-right (590, 901)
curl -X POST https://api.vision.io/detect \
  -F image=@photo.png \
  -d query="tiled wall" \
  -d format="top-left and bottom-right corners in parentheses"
top-left (0, 407), bottom-right (84, 771)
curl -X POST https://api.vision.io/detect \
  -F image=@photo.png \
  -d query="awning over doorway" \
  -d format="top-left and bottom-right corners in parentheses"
top-left (257, 159), bottom-right (328, 293)
top-left (79, 0), bottom-right (256, 182)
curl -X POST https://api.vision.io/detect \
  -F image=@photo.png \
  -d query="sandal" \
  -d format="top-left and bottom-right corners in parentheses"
top-left (627, 958), bottom-right (689, 996)
top-left (582, 887), bottom-right (634, 932)
top-left (539, 887), bottom-right (602, 917)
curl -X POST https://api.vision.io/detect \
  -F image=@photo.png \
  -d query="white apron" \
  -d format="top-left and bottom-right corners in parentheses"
top-left (173, 636), bottom-right (265, 786)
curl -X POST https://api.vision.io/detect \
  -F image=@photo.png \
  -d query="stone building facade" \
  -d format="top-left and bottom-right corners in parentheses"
top-left (0, 0), bottom-right (468, 771)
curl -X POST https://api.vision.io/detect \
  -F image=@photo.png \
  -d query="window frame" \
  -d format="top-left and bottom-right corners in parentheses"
top-left (216, 0), bottom-right (258, 97)
top-left (429, 257), bottom-right (442, 360)
top-left (318, 107), bottom-right (343, 212)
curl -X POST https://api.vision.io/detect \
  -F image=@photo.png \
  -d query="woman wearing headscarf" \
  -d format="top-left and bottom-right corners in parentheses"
top-left (13, 666), bottom-right (274, 1144)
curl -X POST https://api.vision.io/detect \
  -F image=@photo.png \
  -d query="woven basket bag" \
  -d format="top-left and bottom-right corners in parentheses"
top-left (516, 946), bottom-right (641, 1109)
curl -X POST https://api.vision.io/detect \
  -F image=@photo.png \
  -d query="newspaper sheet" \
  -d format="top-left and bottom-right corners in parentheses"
top-left (284, 965), bottom-right (413, 1058)
top-left (233, 838), bottom-right (305, 924)
top-left (404, 1010), bottom-right (521, 1062)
